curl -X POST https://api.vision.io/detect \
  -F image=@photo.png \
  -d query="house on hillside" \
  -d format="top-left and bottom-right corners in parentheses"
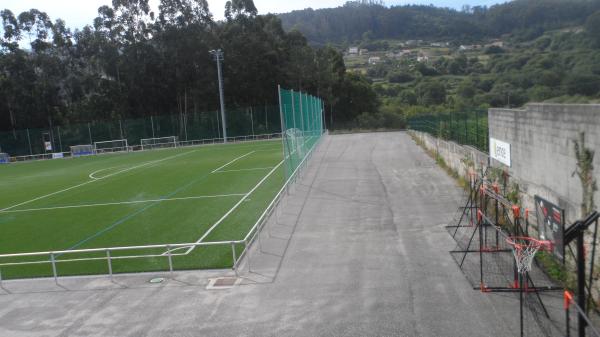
top-left (368, 56), bottom-right (381, 65)
top-left (417, 55), bottom-right (429, 63)
top-left (405, 40), bottom-right (422, 47)
top-left (485, 40), bottom-right (504, 48)
top-left (459, 44), bottom-right (482, 51)
top-left (348, 47), bottom-right (359, 55)
top-left (359, 49), bottom-right (369, 55)
top-left (430, 42), bottom-right (449, 47)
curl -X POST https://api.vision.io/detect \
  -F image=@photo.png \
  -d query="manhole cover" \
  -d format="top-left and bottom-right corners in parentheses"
top-left (149, 277), bottom-right (165, 284)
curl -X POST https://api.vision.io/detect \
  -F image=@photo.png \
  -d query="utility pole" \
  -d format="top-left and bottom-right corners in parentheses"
top-left (210, 49), bottom-right (227, 143)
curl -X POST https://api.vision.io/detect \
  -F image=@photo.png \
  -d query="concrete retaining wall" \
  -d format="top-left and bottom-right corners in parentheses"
top-left (410, 131), bottom-right (488, 178)
top-left (489, 104), bottom-right (600, 224)
top-left (411, 103), bottom-right (600, 228)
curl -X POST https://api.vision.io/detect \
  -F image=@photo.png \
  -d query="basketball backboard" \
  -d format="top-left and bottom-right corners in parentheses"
top-left (535, 195), bottom-right (565, 262)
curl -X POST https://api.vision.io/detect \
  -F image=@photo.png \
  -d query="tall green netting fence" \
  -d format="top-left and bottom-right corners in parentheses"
top-left (0, 105), bottom-right (282, 157)
top-left (278, 87), bottom-right (325, 180)
top-left (408, 110), bottom-right (489, 152)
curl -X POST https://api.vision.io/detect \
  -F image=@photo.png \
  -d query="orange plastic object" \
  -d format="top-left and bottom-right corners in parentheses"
top-left (512, 205), bottom-right (521, 218)
top-left (564, 291), bottom-right (573, 310)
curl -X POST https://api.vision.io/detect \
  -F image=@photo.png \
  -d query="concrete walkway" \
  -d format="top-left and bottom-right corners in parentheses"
top-left (0, 132), bottom-right (515, 337)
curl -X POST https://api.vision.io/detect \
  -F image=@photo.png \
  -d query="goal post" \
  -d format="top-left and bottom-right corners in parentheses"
top-left (94, 139), bottom-right (129, 154)
top-left (70, 144), bottom-right (95, 157)
top-left (140, 136), bottom-right (178, 151)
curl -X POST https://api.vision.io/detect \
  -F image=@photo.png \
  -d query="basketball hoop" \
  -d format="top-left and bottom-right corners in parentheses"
top-left (506, 236), bottom-right (552, 274)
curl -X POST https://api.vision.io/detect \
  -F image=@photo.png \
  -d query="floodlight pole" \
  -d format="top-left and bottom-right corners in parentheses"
top-left (210, 49), bottom-right (227, 143)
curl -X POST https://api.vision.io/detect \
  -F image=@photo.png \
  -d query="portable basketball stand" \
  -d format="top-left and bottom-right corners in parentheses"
top-left (448, 167), bottom-right (562, 337)
top-left (564, 211), bottom-right (600, 337)
top-left (448, 169), bottom-right (485, 240)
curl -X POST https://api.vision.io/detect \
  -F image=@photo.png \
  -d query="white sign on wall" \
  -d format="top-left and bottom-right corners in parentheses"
top-left (490, 137), bottom-right (511, 167)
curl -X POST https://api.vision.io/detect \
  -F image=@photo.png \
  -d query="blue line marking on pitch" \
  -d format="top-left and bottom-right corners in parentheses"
top-left (57, 151), bottom-right (247, 256)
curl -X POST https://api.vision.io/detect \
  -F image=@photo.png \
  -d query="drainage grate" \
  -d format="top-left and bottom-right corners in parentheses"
top-left (206, 277), bottom-right (240, 290)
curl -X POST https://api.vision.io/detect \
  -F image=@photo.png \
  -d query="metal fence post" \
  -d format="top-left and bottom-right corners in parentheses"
top-left (167, 245), bottom-right (173, 277)
top-left (119, 120), bottom-right (124, 140)
top-left (57, 126), bottom-right (63, 152)
top-left (475, 110), bottom-right (479, 149)
top-left (245, 240), bottom-right (251, 273)
top-left (106, 250), bottom-right (113, 281)
top-left (151, 116), bottom-right (155, 138)
top-left (231, 242), bottom-right (238, 277)
top-left (50, 253), bottom-right (58, 284)
top-left (258, 223), bottom-right (264, 253)
top-left (464, 113), bottom-right (468, 145)
top-left (26, 129), bottom-right (33, 155)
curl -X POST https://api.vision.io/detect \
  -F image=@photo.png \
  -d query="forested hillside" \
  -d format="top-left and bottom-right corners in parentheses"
top-left (3, 0), bottom-right (600, 134)
top-left (0, 0), bottom-right (377, 132)
top-left (280, 0), bottom-right (600, 44)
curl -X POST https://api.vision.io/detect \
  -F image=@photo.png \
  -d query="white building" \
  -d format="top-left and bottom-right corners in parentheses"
top-left (368, 56), bottom-right (381, 65)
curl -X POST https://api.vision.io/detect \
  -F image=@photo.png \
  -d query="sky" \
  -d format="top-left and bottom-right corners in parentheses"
top-left (1, 0), bottom-right (505, 30)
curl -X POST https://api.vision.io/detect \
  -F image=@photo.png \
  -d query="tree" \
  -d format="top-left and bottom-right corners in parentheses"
top-left (387, 72), bottom-right (414, 84)
top-left (17, 9), bottom-right (52, 51)
top-left (585, 11), bottom-right (600, 45)
top-left (110, 0), bottom-right (153, 44)
top-left (1, 10), bottom-right (21, 51)
top-left (225, 0), bottom-right (258, 20)
top-left (457, 79), bottom-right (476, 100)
top-left (417, 81), bottom-right (446, 106)
top-left (565, 73), bottom-right (600, 96)
top-left (158, 0), bottom-right (212, 27)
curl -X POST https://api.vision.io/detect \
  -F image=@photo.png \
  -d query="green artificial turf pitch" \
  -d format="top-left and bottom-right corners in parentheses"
top-left (0, 141), bottom-right (284, 279)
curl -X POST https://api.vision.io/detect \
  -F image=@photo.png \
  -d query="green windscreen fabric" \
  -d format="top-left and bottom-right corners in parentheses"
top-left (278, 87), bottom-right (324, 180)
top-left (0, 105), bottom-right (281, 157)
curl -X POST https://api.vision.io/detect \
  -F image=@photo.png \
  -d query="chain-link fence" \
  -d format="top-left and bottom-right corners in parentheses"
top-left (0, 105), bottom-right (282, 157)
top-left (408, 110), bottom-right (489, 152)
top-left (278, 87), bottom-right (325, 179)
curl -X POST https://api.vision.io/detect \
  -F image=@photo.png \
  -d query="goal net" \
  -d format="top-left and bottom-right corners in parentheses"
top-left (0, 153), bottom-right (9, 164)
top-left (70, 144), bottom-right (95, 157)
top-left (94, 139), bottom-right (129, 154)
top-left (278, 88), bottom-right (324, 179)
top-left (141, 136), bottom-right (178, 150)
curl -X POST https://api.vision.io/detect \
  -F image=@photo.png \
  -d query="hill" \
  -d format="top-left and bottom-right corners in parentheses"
top-left (279, 0), bottom-right (600, 44)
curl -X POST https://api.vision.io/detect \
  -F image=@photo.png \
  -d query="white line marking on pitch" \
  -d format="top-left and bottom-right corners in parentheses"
top-left (0, 150), bottom-right (198, 212)
top-left (0, 194), bottom-right (246, 214)
top-left (89, 167), bottom-right (116, 180)
top-left (95, 151), bottom-right (194, 180)
top-left (214, 167), bottom-right (274, 173)
top-left (211, 151), bottom-right (255, 173)
top-left (176, 159), bottom-right (285, 256)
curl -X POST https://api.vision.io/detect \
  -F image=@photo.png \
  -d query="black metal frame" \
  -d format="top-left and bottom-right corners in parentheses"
top-left (564, 211), bottom-right (600, 337)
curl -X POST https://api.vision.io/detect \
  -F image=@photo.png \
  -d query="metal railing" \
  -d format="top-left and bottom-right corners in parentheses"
top-left (235, 132), bottom-right (324, 272)
top-left (0, 241), bottom-right (243, 284)
top-left (0, 131), bottom-right (324, 283)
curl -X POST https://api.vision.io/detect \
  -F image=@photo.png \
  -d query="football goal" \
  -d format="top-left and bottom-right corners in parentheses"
top-left (70, 145), bottom-right (95, 157)
top-left (140, 136), bottom-right (178, 151)
top-left (94, 139), bottom-right (129, 154)
top-left (0, 153), bottom-right (9, 164)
